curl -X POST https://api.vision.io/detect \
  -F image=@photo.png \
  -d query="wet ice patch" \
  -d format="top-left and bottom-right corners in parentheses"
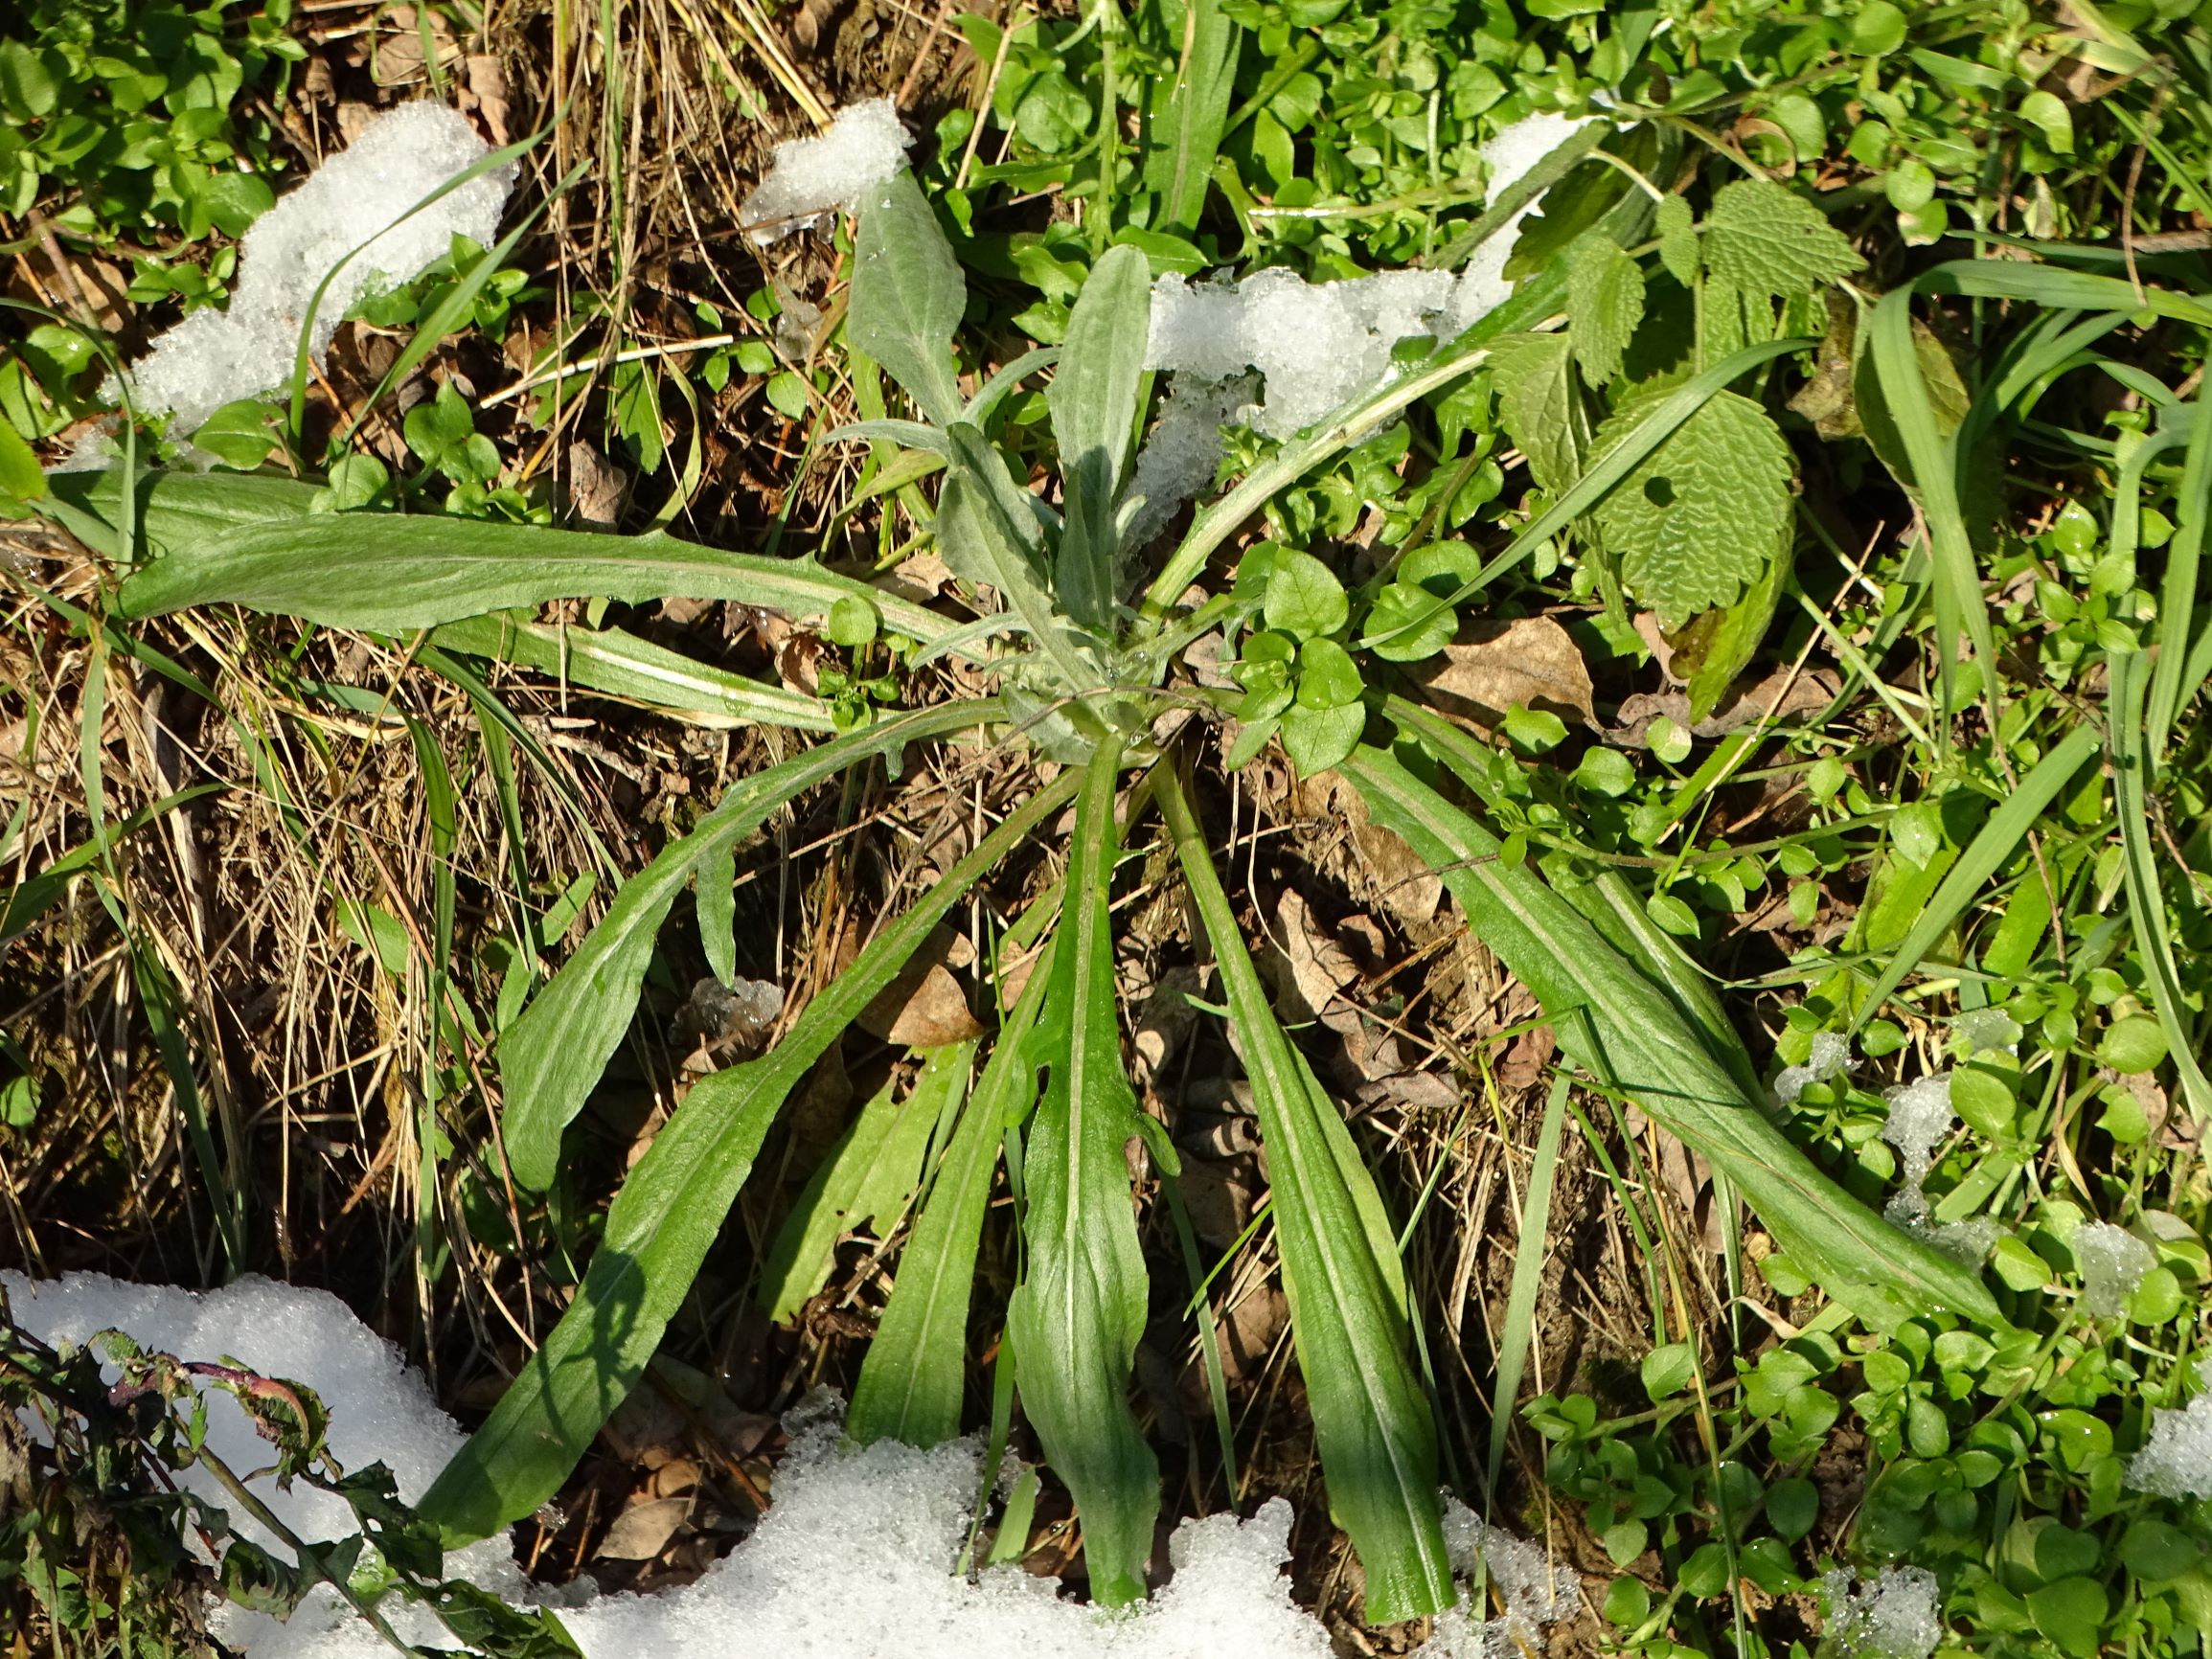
top-left (1414, 1499), bottom-right (1579, 1659)
top-left (1877, 1072), bottom-right (1995, 1263)
top-left (1139, 111), bottom-right (1596, 442)
top-left (6, 1272), bottom-right (1573, 1659)
top-left (741, 98), bottom-right (912, 244)
top-left (113, 102), bottom-right (514, 434)
top-left (1950, 1007), bottom-right (2021, 1057)
top-left (1121, 372), bottom-right (1260, 550)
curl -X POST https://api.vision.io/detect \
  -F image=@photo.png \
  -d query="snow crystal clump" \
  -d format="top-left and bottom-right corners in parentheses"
top-left (2074, 1220), bottom-right (2156, 1318)
top-left (114, 103), bottom-right (514, 433)
top-left (2128, 1360), bottom-right (2212, 1500)
top-left (1775, 1030), bottom-right (1853, 1107)
top-left (1881, 1072), bottom-right (1954, 1187)
top-left (1818, 1566), bottom-right (1943, 1659)
top-left (1146, 266), bottom-right (1459, 437)
top-left (1951, 1007), bottom-right (2021, 1057)
top-left (1140, 111), bottom-right (1596, 443)
top-left (1877, 1072), bottom-right (1995, 1263)
top-left (1122, 372), bottom-right (1259, 549)
top-left (741, 98), bottom-right (911, 244)
top-left (1, 1271), bottom-right (519, 1659)
top-left (1412, 1498), bottom-right (1578, 1659)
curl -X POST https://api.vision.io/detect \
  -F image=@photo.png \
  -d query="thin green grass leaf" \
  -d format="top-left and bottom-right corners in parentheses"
top-left (1488, 1071), bottom-right (1568, 1502)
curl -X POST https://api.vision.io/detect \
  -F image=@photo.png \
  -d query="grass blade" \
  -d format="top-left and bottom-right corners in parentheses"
top-left (1850, 721), bottom-right (2101, 1031)
top-left (1489, 1071), bottom-right (1568, 1502)
top-left (1866, 285), bottom-right (1996, 729)
top-left (431, 613), bottom-right (835, 732)
top-left (1007, 737), bottom-right (1159, 1606)
top-left (497, 698), bottom-right (1002, 1191)
top-left (1143, 0), bottom-right (1241, 234)
top-left (2108, 649), bottom-right (2212, 1127)
top-left (1159, 768), bottom-right (1455, 1623)
top-left (417, 767), bottom-right (1079, 1544)
top-left (2148, 384), bottom-right (2212, 764)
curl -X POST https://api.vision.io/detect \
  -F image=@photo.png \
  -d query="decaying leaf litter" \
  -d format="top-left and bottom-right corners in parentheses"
top-left (4, 3), bottom-right (2212, 1659)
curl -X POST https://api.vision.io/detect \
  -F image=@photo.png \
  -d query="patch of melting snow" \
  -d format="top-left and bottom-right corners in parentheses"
top-left (741, 98), bottom-right (912, 244)
top-left (2, 1272), bottom-right (1575, 1659)
top-left (2072, 1219), bottom-right (2155, 1318)
top-left (2127, 1356), bottom-right (2212, 1501)
top-left (1877, 1072), bottom-right (1996, 1264)
top-left (1950, 1007), bottom-right (2020, 1057)
top-left (1132, 109), bottom-right (1596, 513)
top-left (112, 102), bottom-right (515, 434)
top-left (1774, 1030), bottom-right (1852, 1108)
top-left (1817, 1565), bottom-right (1943, 1659)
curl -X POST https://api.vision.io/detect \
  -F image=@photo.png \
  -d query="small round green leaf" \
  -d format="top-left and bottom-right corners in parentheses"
top-left (826, 595), bottom-right (879, 647)
top-left (2098, 1014), bottom-right (2167, 1075)
top-left (1265, 549), bottom-right (1349, 640)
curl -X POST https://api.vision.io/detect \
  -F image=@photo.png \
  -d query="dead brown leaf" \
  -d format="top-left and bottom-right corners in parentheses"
top-left (1409, 616), bottom-right (1596, 729)
top-left (1614, 666), bottom-right (1838, 742)
top-left (597, 1495), bottom-right (690, 1561)
top-left (859, 958), bottom-right (983, 1048)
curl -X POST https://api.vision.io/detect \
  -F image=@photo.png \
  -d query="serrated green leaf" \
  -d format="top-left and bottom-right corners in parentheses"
top-left (1655, 194), bottom-right (1699, 286)
top-left (1702, 178), bottom-right (1864, 302)
top-left (1592, 386), bottom-right (1792, 628)
top-left (1567, 235), bottom-right (1646, 388)
top-left (1487, 332), bottom-right (1589, 499)
top-left (1669, 534), bottom-right (1790, 722)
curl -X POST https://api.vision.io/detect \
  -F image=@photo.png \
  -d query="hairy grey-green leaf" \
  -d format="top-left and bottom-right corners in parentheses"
top-left (1049, 244), bottom-right (1152, 631)
top-left (1591, 385), bottom-right (1792, 628)
top-left (1567, 234), bottom-right (1646, 389)
top-left (849, 170), bottom-right (967, 426)
top-left (1702, 177), bottom-right (1864, 301)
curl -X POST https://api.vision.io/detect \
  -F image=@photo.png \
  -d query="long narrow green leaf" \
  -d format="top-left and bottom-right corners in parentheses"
top-left (497, 698), bottom-right (1002, 1191)
top-left (1851, 722), bottom-right (2102, 1031)
top-left (417, 767), bottom-right (1079, 1545)
top-left (850, 959), bottom-right (1054, 1447)
top-left (1490, 1072), bottom-right (1568, 1501)
top-left (116, 512), bottom-right (952, 647)
top-left (2108, 650), bottom-right (2212, 1128)
top-left (1339, 738), bottom-right (2005, 1330)
top-left (1159, 768), bottom-right (1455, 1624)
top-left (1144, 0), bottom-right (1242, 234)
top-left (1866, 287), bottom-right (1996, 728)
top-left (430, 613), bottom-right (834, 732)
top-left (1047, 243), bottom-right (1151, 631)
top-left (1007, 737), bottom-right (1158, 1607)
top-left (2149, 383), bottom-right (2212, 765)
